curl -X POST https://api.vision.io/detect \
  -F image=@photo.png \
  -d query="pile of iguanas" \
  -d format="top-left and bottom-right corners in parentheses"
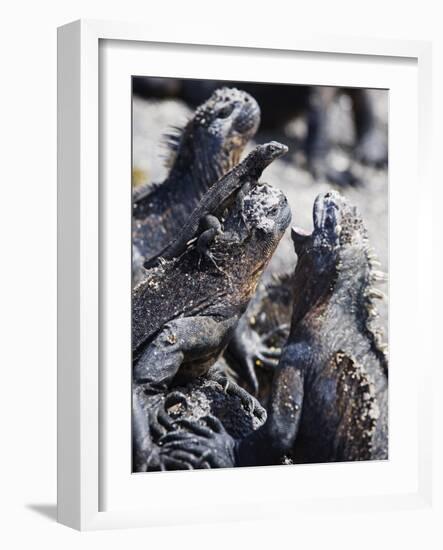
top-left (132, 87), bottom-right (388, 471)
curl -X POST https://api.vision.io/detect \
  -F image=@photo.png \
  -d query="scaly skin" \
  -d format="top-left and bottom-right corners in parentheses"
top-left (132, 182), bottom-right (291, 471)
top-left (132, 87), bottom-right (260, 280)
top-left (143, 142), bottom-right (288, 268)
top-left (238, 191), bottom-right (388, 465)
top-left (164, 191), bottom-right (388, 467)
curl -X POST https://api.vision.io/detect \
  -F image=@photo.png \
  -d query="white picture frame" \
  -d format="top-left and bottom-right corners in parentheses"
top-left (57, 19), bottom-right (433, 531)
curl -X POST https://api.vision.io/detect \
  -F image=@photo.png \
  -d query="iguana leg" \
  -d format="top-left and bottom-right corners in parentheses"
top-left (133, 316), bottom-right (231, 441)
top-left (197, 214), bottom-right (222, 247)
top-left (235, 342), bottom-right (308, 466)
top-left (206, 364), bottom-right (266, 423)
top-left (133, 316), bottom-right (236, 391)
top-left (266, 349), bottom-right (305, 454)
top-left (132, 386), bottom-right (175, 471)
top-left (133, 387), bottom-right (213, 471)
top-left (196, 214), bottom-right (231, 277)
top-left (226, 319), bottom-right (289, 395)
top-left (132, 386), bottom-right (156, 472)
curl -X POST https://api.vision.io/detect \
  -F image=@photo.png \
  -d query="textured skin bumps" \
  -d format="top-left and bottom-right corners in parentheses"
top-left (132, 88), bottom-right (260, 281)
top-left (132, 182), bottom-right (291, 471)
top-left (169, 191), bottom-right (388, 468)
top-left (251, 191), bottom-right (389, 465)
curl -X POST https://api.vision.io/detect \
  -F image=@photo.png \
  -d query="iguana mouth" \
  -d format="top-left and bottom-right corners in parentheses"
top-left (315, 192), bottom-right (367, 243)
top-left (312, 192), bottom-right (342, 246)
top-left (293, 191), bottom-right (367, 256)
top-left (291, 192), bottom-right (342, 255)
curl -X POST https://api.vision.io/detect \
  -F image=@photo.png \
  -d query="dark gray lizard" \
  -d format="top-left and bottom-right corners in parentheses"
top-left (132, 87), bottom-right (260, 280)
top-left (238, 190), bottom-right (389, 465)
top-left (134, 369), bottom-right (267, 471)
top-left (143, 141), bottom-right (288, 269)
top-left (159, 191), bottom-right (388, 467)
top-left (132, 181), bottom-right (291, 470)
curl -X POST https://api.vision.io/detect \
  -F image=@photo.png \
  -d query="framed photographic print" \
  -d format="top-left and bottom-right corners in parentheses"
top-left (57, 19), bottom-right (433, 530)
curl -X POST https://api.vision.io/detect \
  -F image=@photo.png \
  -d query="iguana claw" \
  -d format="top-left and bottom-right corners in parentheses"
top-left (158, 415), bottom-right (236, 469)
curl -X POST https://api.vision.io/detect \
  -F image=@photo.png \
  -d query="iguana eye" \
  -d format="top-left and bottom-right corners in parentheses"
top-left (216, 104), bottom-right (235, 119)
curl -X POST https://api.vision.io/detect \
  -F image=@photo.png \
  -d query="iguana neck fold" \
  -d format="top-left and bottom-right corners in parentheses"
top-left (291, 238), bottom-right (388, 377)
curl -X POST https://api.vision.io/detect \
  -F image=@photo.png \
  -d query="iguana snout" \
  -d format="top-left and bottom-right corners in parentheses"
top-left (291, 191), bottom-right (367, 257)
top-left (242, 184), bottom-right (291, 236)
top-left (194, 87), bottom-right (260, 144)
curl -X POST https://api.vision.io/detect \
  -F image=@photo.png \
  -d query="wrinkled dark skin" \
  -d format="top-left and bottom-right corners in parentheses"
top-left (158, 415), bottom-right (237, 469)
top-left (144, 141), bottom-right (288, 268)
top-left (132, 87), bottom-right (260, 281)
top-left (238, 191), bottom-right (388, 465)
top-left (132, 182), bottom-right (291, 471)
top-left (169, 191), bottom-right (388, 468)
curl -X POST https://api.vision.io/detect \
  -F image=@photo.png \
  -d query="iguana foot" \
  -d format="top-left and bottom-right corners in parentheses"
top-left (148, 400), bottom-right (176, 439)
top-left (227, 322), bottom-right (288, 395)
top-left (158, 415), bottom-right (236, 469)
top-left (252, 323), bottom-right (289, 368)
top-left (207, 369), bottom-right (266, 422)
top-left (194, 215), bottom-right (234, 279)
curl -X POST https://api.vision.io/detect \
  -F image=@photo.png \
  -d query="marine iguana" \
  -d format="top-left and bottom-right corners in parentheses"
top-left (133, 373), bottom-right (266, 471)
top-left (159, 191), bottom-right (388, 467)
top-left (134, 366), bottom-right (267, 471)
top-left (132, 87), bottom-right (260, 279)
top-left (132, 181), bottom-right (291, 470)
top-left (240, 190), bottom-right (389, 464)
top-left (143, 141), bottom-right (288, 269)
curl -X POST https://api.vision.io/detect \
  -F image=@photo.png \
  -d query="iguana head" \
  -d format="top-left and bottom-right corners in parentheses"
top-left (206, 143), bottom-right (290, 288)
top-left (215, 183), bottom-right (291, 299)
top-left (291, 190), bottom-right (367, 260)
top-left (166, 87), bottom-right (260, 184)
top-left (290, 191), bottom-right (388, 370)
top-left (241, 184), bottom-right (292, 240)
top-left (240, 141), bottom-right (289, 180)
